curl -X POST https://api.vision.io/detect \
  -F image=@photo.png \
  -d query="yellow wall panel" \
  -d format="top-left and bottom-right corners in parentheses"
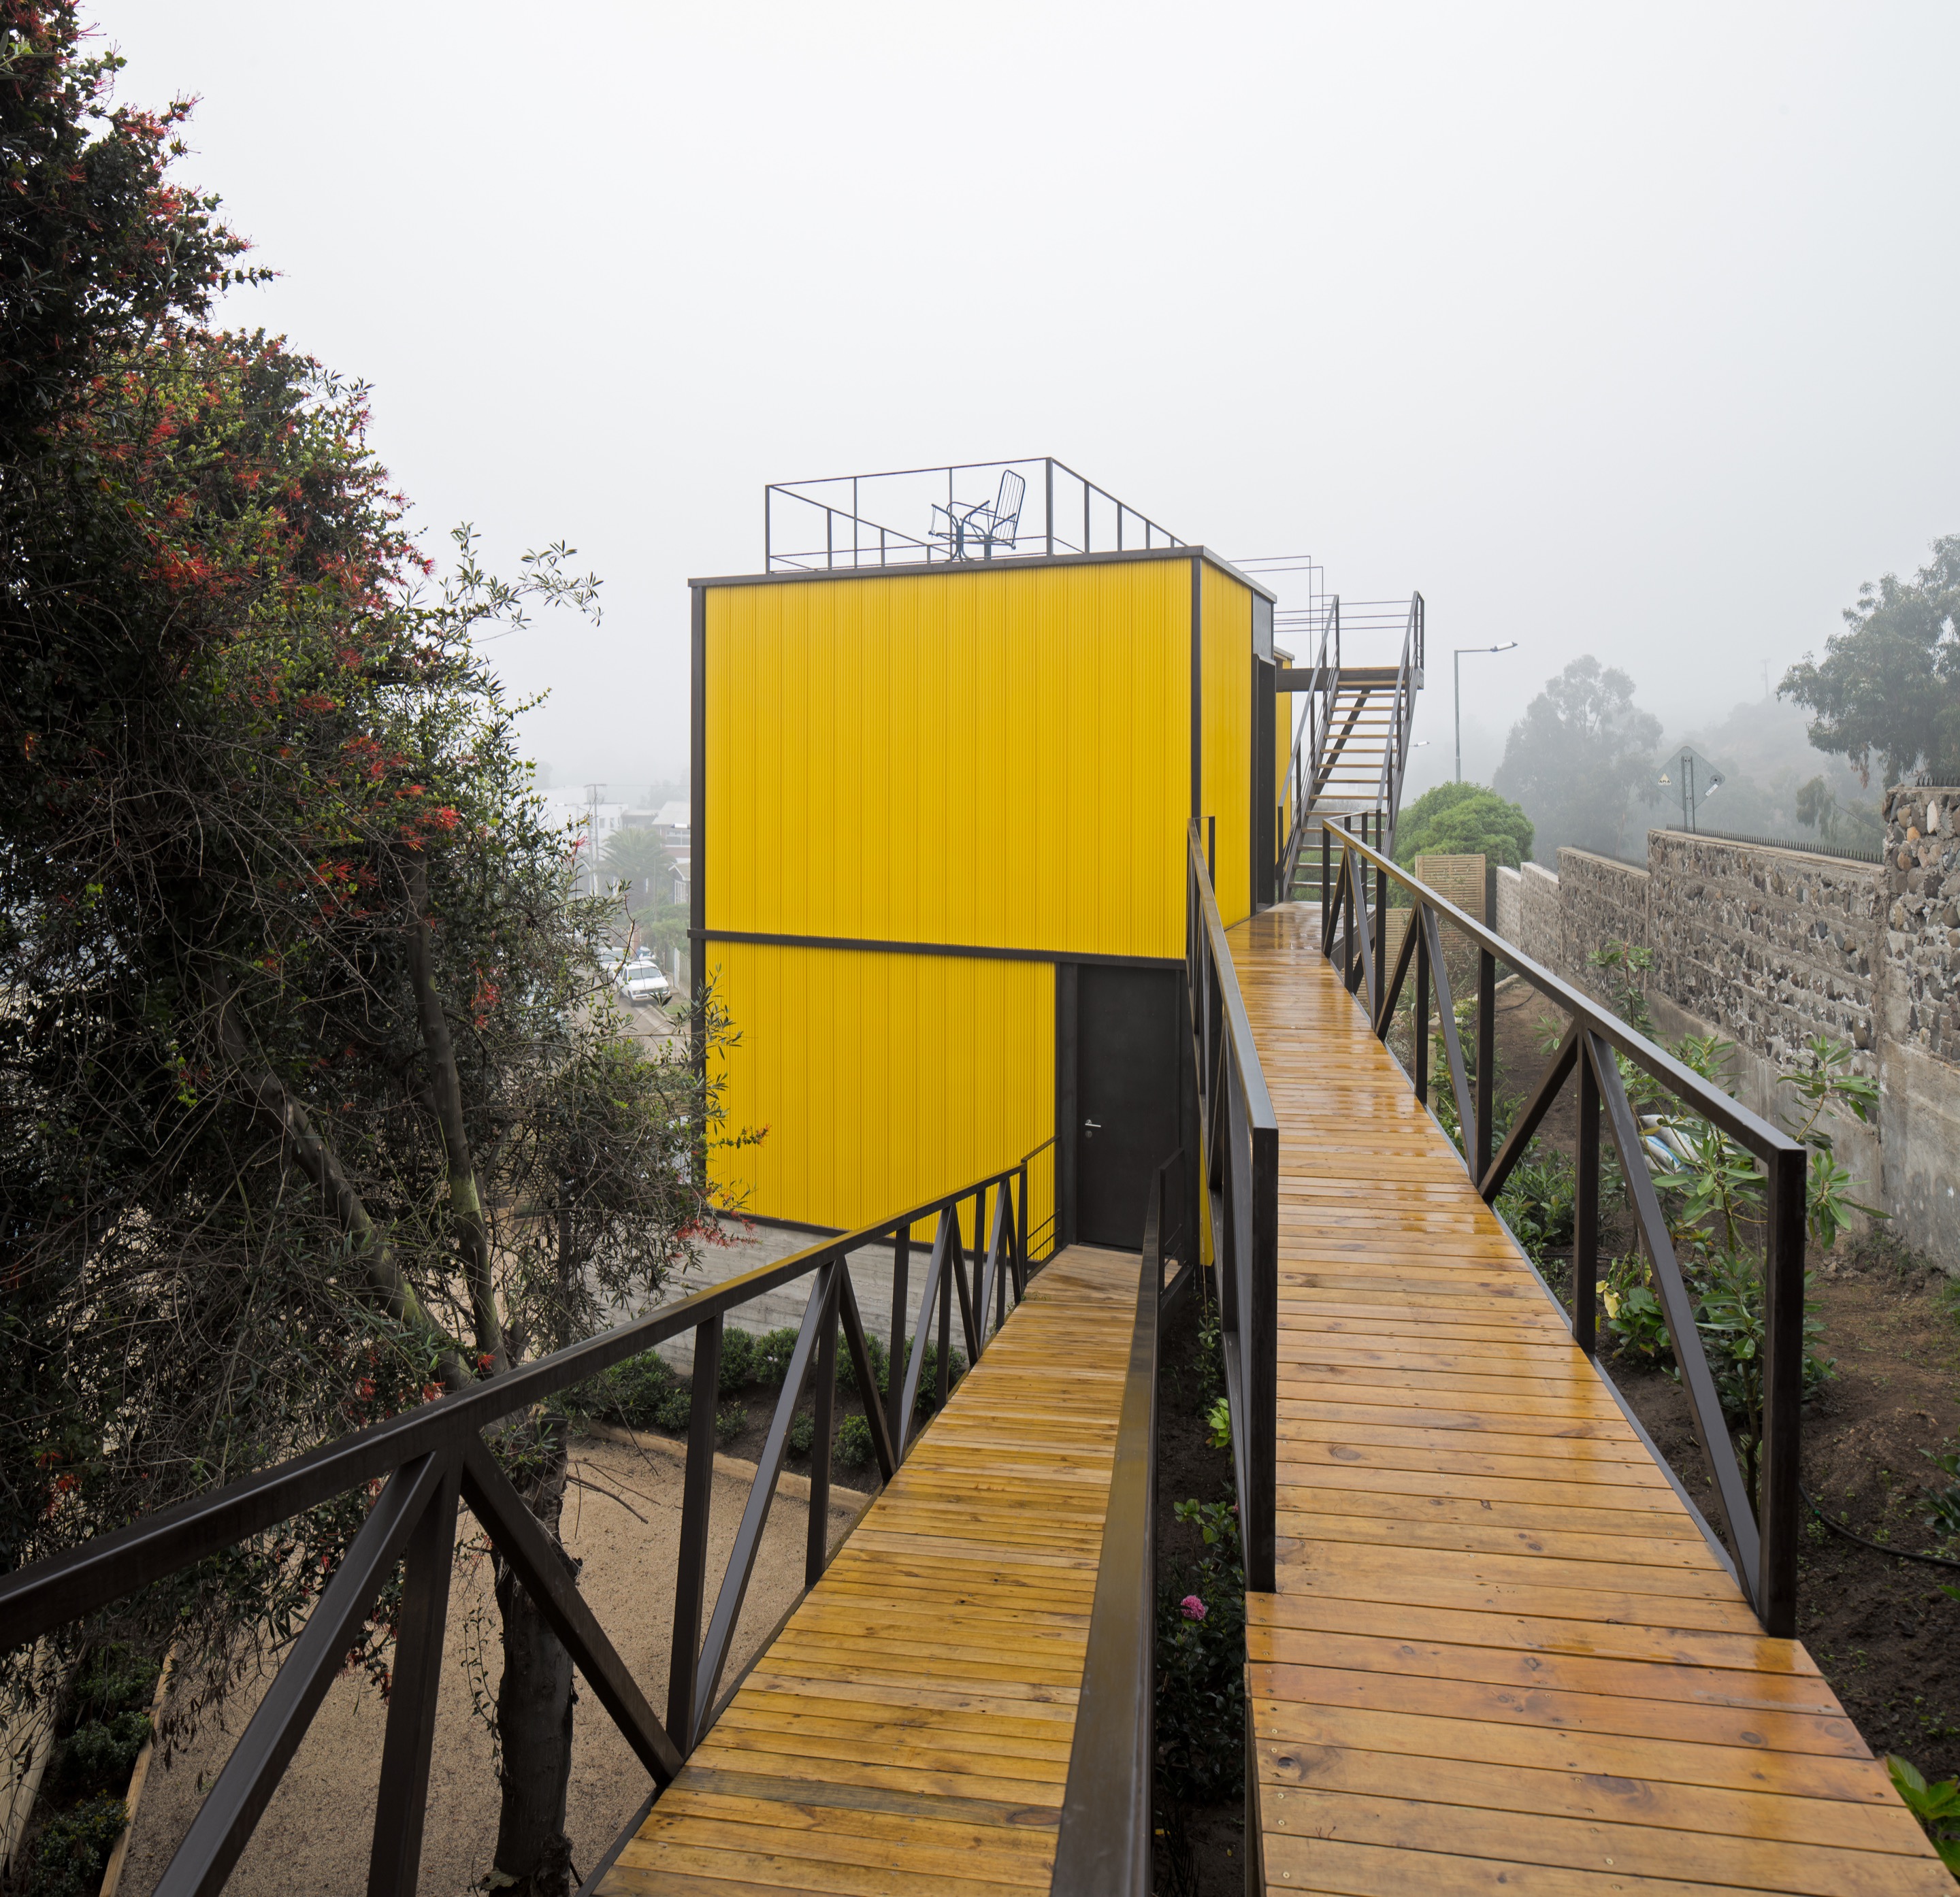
top-left (1276, 687), bottom-right (1294, 853)
top-left (706, 941), bottom-right (1055, 1239)
top-left (704, 559), bottom-right (1191, 961)
top-left (1200, 562), bottom-right (1253, 925)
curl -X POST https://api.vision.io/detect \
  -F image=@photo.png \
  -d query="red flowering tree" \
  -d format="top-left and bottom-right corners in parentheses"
top-left (1, 10), bottom-right (733, 1892)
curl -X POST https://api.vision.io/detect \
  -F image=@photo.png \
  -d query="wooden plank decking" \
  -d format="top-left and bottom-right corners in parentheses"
top-left (1232, 902), bottom-right (1952, 1896)
top-left (598, 1246), bottom-right (1139, 1896)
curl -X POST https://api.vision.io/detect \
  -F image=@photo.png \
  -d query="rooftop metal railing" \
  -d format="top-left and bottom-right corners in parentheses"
top-left (763, 457), bottom-right (1182, 573)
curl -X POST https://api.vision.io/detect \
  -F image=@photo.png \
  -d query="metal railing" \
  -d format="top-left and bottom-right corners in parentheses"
top-left (762, 457), bottom-right (1181, 573)
top-left (1185, 824), bottom-right (1279, 1594)
top-left (0, 1158), bottom-right (1051, 1896)
top-left (1319, 819), bottom-right (1810, 1636)
top-left (1661, 824), bottom-right (1885, 867)
top-left (1050, 1151), bottom-right (1176, 1894)
top-left (1277, 593), bottom-right (1426, 899)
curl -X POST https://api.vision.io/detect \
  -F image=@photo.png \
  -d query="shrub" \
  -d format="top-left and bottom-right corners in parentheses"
top-left (1886, 1755), bottom-right (1960, 1875)
top-left (753, 1327), bottom-right (802, 1387)
top-left (1496, 1153), bottom-right (1576, 1267)
top-left (836, 1330), bottom-right (889, 1398)
top-left (834, 1414), bottom-right (874, 1470)
top-left (713, 1404), bottom-right (746, 1448)
top-left (576, 1350), bottom-right (692, 1434)
top-left (787, 1411), bottom-right (814, 1457)
top-left (49, 1711), bottom-right (150, 1798)
top-left (27, 1796), bottom-right (128, 1897)
top-left (906, 1339), bottom-right (967, 1413)
top-left (1156, 1498), bottom-right (1245, 1809)
top-left (717, 1327), bottom-right (757, 1392)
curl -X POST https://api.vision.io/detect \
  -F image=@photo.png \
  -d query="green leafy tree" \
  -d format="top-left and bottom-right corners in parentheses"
top-left (1394, 781), bottom-right (1534, 870)
top-left (0, 17), bottom-right (741, 1891)
top-left (600, 823), bottom-right (675, 900)
top-left (1494, 657), bottom-right (1661, 861)
top-left (1780, 536), bottom-right (1960, 788)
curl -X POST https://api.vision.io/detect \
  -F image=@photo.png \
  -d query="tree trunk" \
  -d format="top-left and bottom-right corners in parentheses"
top-left (490, 1419), bottom-right (579, 1897)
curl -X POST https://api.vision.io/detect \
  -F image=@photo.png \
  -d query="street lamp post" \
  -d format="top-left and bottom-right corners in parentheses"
top-left (1454, 642), bottom-right (1518, 782)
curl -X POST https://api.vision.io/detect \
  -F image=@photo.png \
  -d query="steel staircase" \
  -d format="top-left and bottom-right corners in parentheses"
top-left (1278, 593), bottom-right (1424, 899)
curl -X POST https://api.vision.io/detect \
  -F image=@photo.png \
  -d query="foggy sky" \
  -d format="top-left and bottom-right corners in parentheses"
top-left (91, 2), bottom-right (1960, 794)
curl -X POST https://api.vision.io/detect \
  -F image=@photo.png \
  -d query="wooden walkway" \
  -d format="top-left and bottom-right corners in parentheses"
top-left (1232, 903), bottom-right (1953, 1896)
top-left (598, 1247), bottom-right (1138, 1896)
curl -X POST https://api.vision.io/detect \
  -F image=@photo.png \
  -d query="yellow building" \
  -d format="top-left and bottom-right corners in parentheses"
top-left (691, 459), bottom-right (1286, 1252)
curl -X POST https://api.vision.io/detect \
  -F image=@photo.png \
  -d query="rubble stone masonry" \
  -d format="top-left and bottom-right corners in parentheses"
top-left (1490, 792), bottom-right (1959, 1271)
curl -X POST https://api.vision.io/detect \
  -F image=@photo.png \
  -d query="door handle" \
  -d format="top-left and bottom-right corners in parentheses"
top-left (1083, 1119), bottom-right (1102, 1138)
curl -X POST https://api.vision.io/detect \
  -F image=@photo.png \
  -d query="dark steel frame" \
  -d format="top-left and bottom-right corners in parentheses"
top-left (1277, 593), bottom-right (1425, 900)
top-left (1317, 819), bottom-right (1810, 1635)
top-left (0, 1159), bottom-right (1051, 1896)
top-left (1184, 824), bottom-right (1279, 1596)
top-left (763, 457), bottom-right (1182, 573)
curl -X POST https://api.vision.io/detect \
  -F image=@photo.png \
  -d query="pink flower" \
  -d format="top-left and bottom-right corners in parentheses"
top-left (1180, 1595), bottom-right (1207, 1621)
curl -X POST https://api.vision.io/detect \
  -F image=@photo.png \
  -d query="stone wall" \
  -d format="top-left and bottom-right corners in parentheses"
top-left (1556, 850), bottom-right (1651, 1001)
top-left (1482, 802), bottom-right (1960, 1272)
top-left (1646, 833), bottom-right (1879, 1066)
top-left (1494, 861), bottom-right (1561, 973)
top-left (1878, 787), bottom-right (1960, 1268)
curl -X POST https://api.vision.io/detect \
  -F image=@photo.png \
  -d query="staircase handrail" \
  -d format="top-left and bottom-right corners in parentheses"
top-left (1377, 591), bottom-right (1424, 857)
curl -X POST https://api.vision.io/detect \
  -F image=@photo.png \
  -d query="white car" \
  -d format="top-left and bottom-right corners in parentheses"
top-left (616, 955), bottom-right (672, 1006)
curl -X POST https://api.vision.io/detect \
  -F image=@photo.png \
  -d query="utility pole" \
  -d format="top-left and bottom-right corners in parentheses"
top-left (1454, 642), bottom-right (1519, 781)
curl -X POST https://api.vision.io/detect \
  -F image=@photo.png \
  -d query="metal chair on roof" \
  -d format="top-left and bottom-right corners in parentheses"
top-left (928, 467), bottom-right (1026, 561)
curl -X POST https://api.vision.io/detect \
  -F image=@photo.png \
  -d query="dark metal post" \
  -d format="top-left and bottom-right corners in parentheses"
top-left (973, 1183), bottom-right (987, 1350)
top-left (938, 1212), bottom-right (953, 1404)
top-left (806, 1266), bottom-right (838, 1587)
top-left (667, 1313), bottom-right (723, 1751)
top-left (1475, 946), bottom-right (1497, 1185)
top-left (1413, 911), bottom-right (1431, 1103)
top-left (1372, 857), bottom-right (1388, 988)
top-left (1017, 1164), bottom-right (1029, 1286)
top-left (1045, 458), bottom-right (1054, 557)
top-left (1207, 816), bottom-right (1216, 886)
top-left (1758, 1147), bottom-right (1808, 1638)
top-left (366, 1455), bottom-right (460, 1897)
top-left (1575, 1055), bottom-right (1599, 1355)
top-left (887, 1230), bottom-right (910, 1458)
top-left (1320, 821), bottom-right (1330, 918)
top-left (1247, 1120), bottom-right (1279, 1595)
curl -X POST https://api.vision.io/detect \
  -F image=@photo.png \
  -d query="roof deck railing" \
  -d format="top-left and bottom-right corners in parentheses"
top-left (763, 457), bottom-right (1183, 574)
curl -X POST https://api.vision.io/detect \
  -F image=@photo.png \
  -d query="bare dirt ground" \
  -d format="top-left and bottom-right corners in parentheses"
top-left (119, 1434), bottom-right (863, 1896)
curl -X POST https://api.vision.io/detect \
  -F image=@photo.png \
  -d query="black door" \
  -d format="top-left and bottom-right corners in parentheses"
top-left (1075, 966), bottom-right (1181, 1249)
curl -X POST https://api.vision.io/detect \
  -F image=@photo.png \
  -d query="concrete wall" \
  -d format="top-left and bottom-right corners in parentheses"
top-left (1485, 796), bottom-right (1960, 1272)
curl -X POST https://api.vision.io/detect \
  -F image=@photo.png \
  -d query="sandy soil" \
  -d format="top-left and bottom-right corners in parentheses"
top-left (119, 1433), bottom-right (865, 1896)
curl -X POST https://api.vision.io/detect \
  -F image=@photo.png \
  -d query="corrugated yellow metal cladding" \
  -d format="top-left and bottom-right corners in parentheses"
top-left (1199, 561), bottom-right (1253, 926)
top-left (706, 940), bottom-right (1056, 1240)
top-left (704, 561), bottom-right (1190, 961)
top-left (1277, 687), bottom-right (1294, 850)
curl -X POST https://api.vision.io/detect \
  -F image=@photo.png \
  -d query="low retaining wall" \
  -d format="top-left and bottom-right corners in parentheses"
top-left (1488, 791), bottom-right (1960, 1272)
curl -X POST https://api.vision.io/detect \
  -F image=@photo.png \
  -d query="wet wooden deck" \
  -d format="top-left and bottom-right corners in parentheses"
top-left (596, 1247), bottom-right (1138, 1896)
top-left (1231, 902), bottom-right (1952, 1896)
